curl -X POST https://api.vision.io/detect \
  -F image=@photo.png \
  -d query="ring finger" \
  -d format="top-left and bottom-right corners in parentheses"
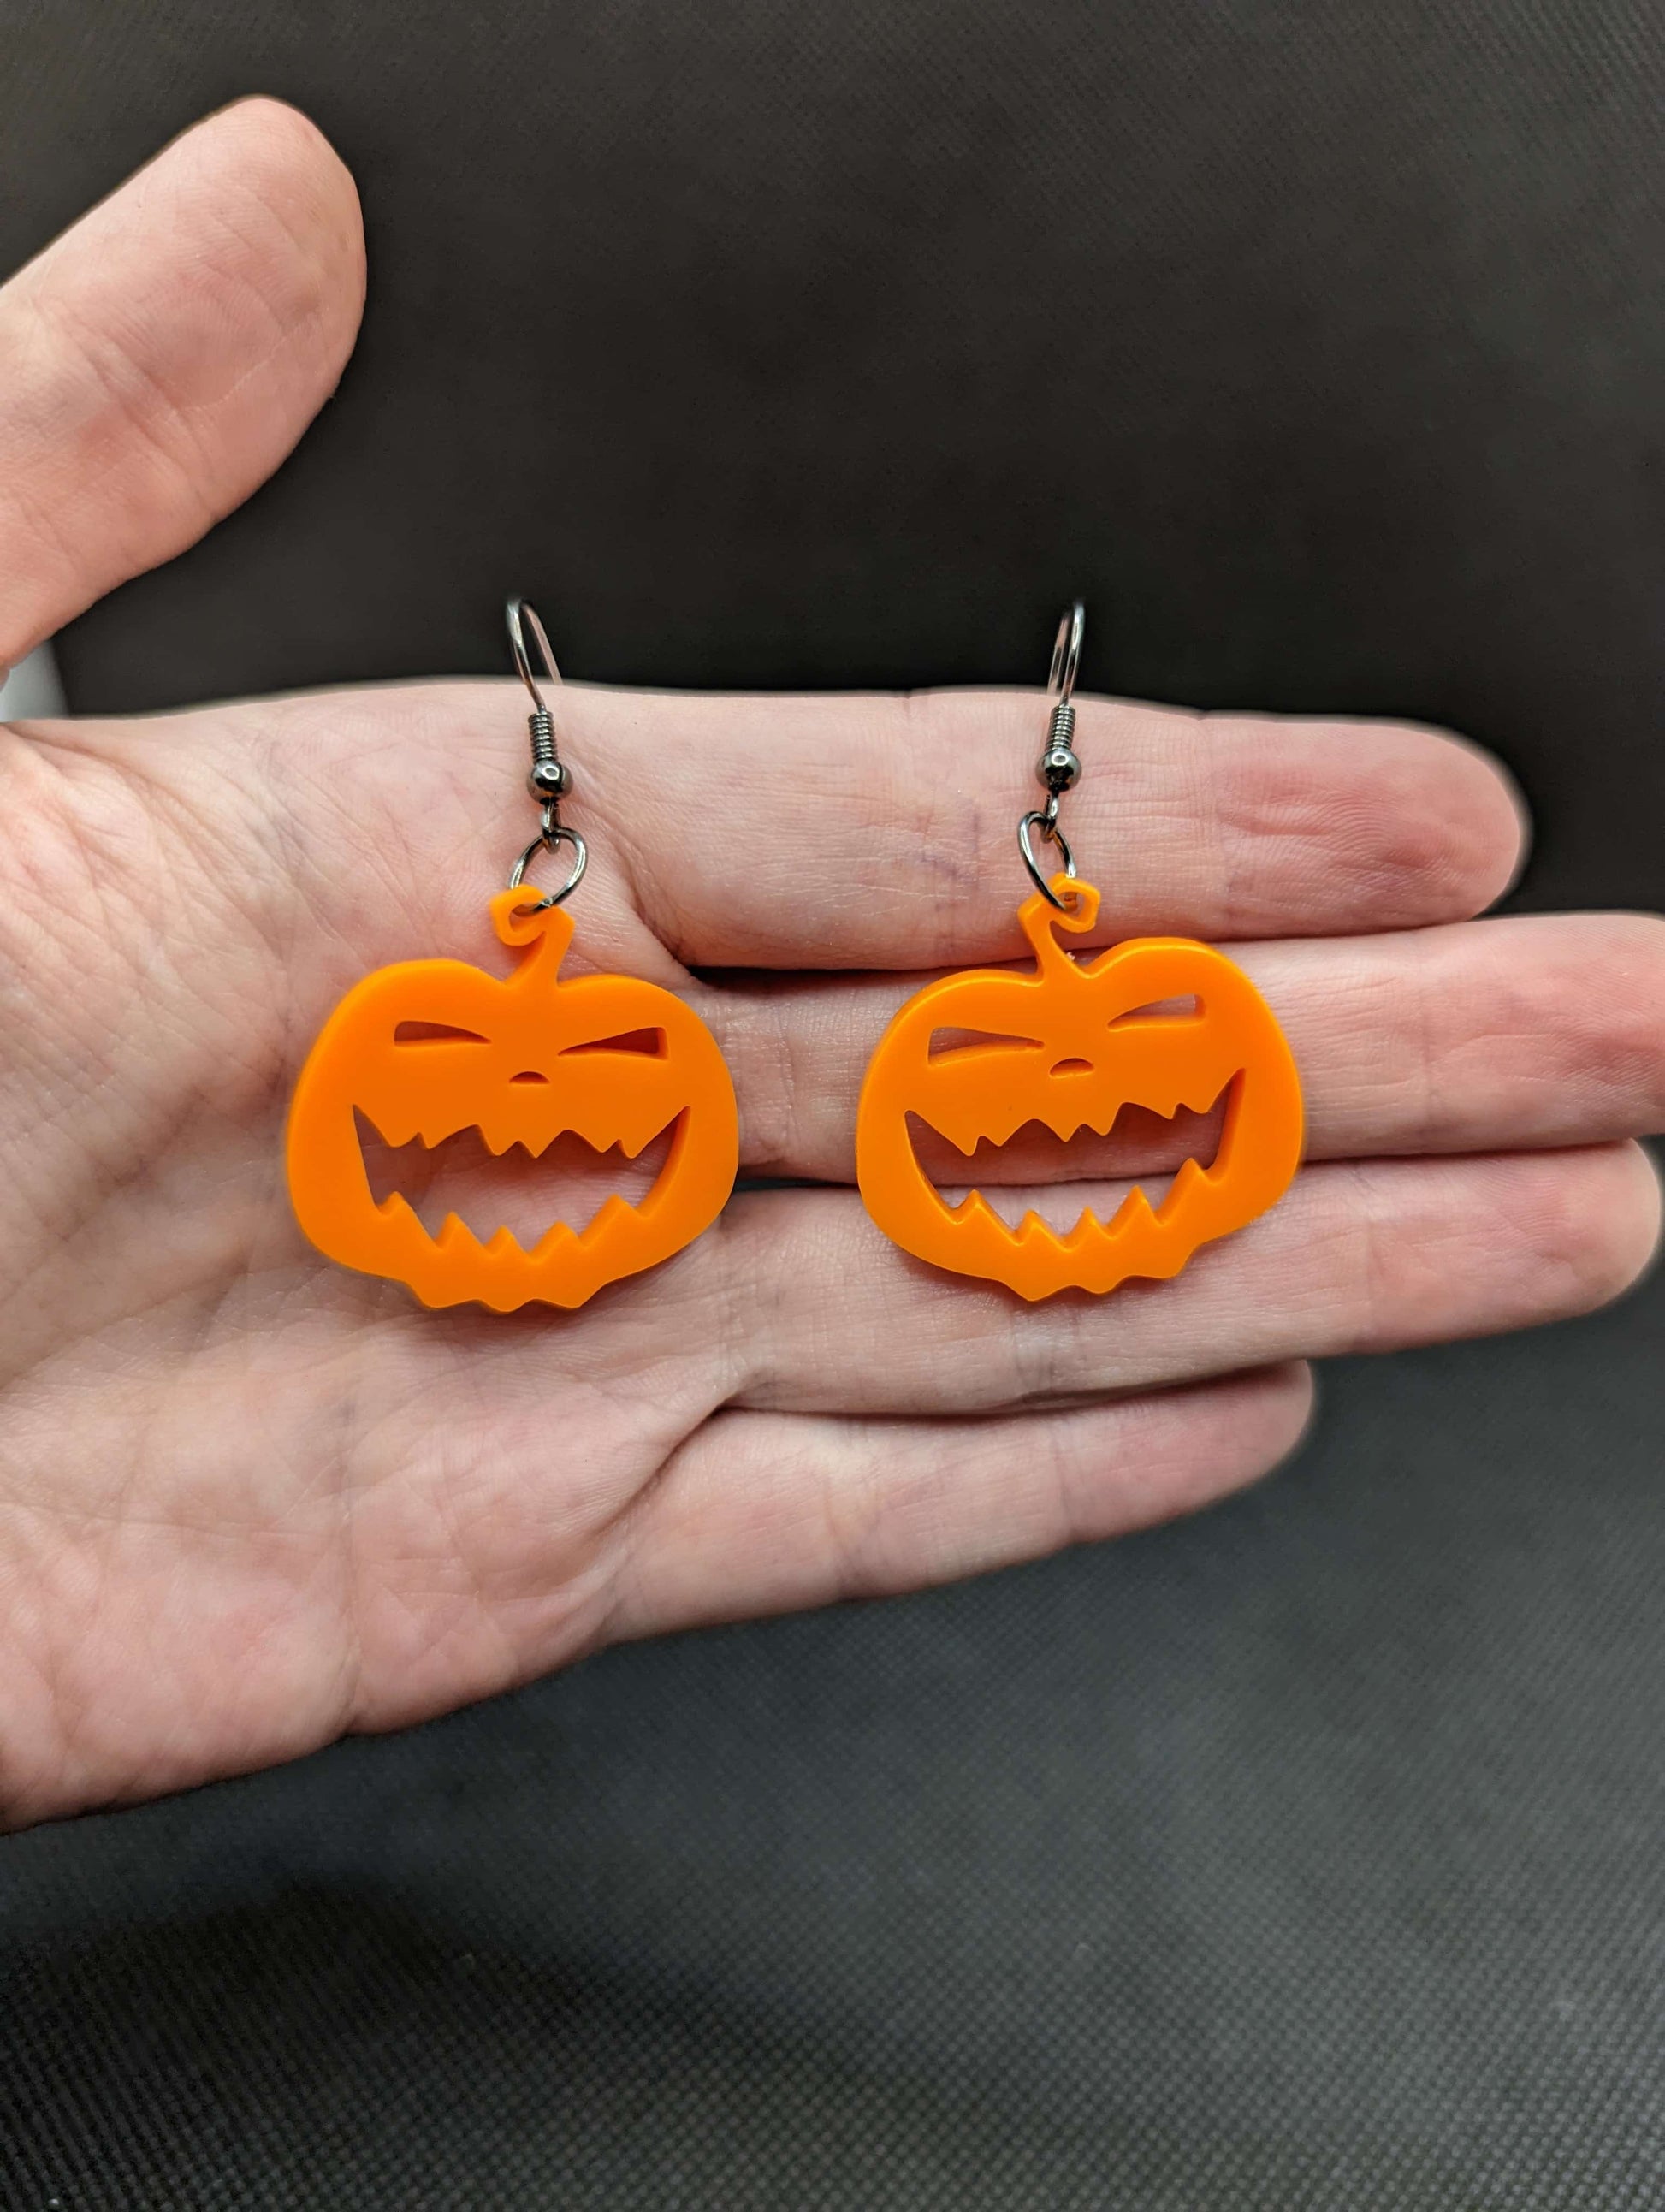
top-left (711, 1141), bottom-right (1660, 1416)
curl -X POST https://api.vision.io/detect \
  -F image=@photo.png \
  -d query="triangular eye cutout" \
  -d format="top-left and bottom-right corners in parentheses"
top-left (927, 1029), bottom-right (1046, 1061)
top-left (394, 1021), bottom-right (489, 1045)
top-left (560, 1027), bottom-right (667, 1059)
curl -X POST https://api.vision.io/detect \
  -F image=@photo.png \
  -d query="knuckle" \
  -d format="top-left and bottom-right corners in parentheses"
top-left (1527, 1143), bottom-right (1662, 1314)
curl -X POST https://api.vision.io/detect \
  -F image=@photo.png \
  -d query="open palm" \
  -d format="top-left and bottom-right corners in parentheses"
top-left (3, 102), bottom-right (1661, 1827)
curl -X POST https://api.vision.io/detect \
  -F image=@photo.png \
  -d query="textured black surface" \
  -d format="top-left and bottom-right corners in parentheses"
top-left (4, 0), bottom-right (1665, 912)
top-left (3, 0), bottom-right (1664, 2203)
top-left (3, 1281), bottom-right (1664, 2208)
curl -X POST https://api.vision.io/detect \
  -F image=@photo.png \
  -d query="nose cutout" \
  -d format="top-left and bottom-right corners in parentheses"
top-left (1050, 1057), bottom-right (1093, 1076)
top-left (509, 1070), bottom-right (550, 1084)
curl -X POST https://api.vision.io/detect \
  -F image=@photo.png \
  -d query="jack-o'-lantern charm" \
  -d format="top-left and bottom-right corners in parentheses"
top-left (287, 599), bottom-right (738, 1311)
top-left (856, 875), bottom-right (1301, 1299)
top-left (856, 604), bottom-right (1303, 1299)
top-left (289, 889), bottom-right (738, 1311)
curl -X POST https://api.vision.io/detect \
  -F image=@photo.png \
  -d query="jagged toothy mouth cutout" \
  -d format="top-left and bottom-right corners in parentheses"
top-left (908, 1074), bottom-right (1237, 1242)
top-left (354, 1108), bottom-right (683, 1252)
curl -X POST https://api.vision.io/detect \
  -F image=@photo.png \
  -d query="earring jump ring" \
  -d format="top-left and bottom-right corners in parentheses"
top-left (1018, 810), bottom-right (1078, 908)
top-left (507, 823), bottom-right (588, 911)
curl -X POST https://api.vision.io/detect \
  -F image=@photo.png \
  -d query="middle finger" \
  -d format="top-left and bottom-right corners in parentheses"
top-left (708, 911), bottom-right (1665, 1183)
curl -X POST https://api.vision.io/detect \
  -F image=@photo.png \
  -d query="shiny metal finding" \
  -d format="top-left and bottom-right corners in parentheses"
top-left (1020, 602), bottom-right (1087, 908)
top-left (1047, 600), bottom-right (1083, 707)
top-left (509, 821), bottom-right (587, 908)
top-left (504, 596), bottom-right (586, 910)
top-left (507, 595), bottom-right (560, 717)
top-left (1019, 808), bottom-right (1076, 898)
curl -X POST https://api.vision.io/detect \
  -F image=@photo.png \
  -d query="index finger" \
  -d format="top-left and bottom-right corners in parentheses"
top-left (563, 683), bottom-right (1526, 968)
top-left (97, 677), bottom-right (1525, 987)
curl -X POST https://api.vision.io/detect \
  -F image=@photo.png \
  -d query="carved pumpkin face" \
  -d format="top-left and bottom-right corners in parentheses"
top-left (856, 879), bottom-right (1302, 1300)
top-left (288, 892), bottom-right (738, 1310)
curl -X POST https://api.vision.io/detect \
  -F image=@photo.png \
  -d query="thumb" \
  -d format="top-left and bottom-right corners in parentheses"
top-left (0, 97), bottom-right (364, 672)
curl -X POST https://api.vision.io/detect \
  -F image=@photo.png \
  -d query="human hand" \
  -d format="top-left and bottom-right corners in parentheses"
top-left (3, 102), bottom-right (1660, 1825)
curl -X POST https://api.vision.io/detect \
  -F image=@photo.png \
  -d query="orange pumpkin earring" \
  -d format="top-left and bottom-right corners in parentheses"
top-left (287, 599), bottom-right (738, 1311)
top-left (856, 604), bottom-right (1303, 1300)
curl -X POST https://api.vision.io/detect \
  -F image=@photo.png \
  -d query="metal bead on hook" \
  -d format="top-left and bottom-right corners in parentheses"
top-left (528, 754), bottom-right (571, 804)
top-left (1038, 733), bottom-right (1081, 794)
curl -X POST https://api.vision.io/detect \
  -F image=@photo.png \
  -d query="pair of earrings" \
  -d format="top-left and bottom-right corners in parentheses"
top-left (287, 602), bottom-right (1303, 1311)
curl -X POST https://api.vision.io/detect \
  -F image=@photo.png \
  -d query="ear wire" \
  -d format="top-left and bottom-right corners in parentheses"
top-left (1019, 602), bottom-right (1086, 907)
top-left (504, 596), bottom-right (587, 912)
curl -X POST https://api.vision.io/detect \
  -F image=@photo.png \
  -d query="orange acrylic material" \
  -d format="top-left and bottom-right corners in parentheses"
top-left (856, 876), bottom-right (1303, 1300)
top-left (287, 890), bottom-right (738, 1311)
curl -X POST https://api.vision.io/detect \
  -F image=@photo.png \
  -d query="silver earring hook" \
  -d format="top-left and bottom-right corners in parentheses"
top-left (1047, 601), bottom-right (1084, 705)
top-left (507, 595), bottom-right (562, 712)
top-left (503, 596), bottom-right (587, 911)
top-left (1019, 601), bottom-right (1086, 909)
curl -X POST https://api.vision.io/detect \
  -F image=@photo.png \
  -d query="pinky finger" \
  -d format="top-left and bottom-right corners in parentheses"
top-left (604, 1363), bottom-right (1315, 1643)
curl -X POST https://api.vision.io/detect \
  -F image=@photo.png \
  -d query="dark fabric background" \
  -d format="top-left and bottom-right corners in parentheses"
top-left (2, 0), bottom-right (1662, 2203)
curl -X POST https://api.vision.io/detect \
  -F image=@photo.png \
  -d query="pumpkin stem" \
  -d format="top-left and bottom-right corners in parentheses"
top-left (489, 889), bottom-right (575, 983)
top-left (1017, 876), bottom-right (1102, 969)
